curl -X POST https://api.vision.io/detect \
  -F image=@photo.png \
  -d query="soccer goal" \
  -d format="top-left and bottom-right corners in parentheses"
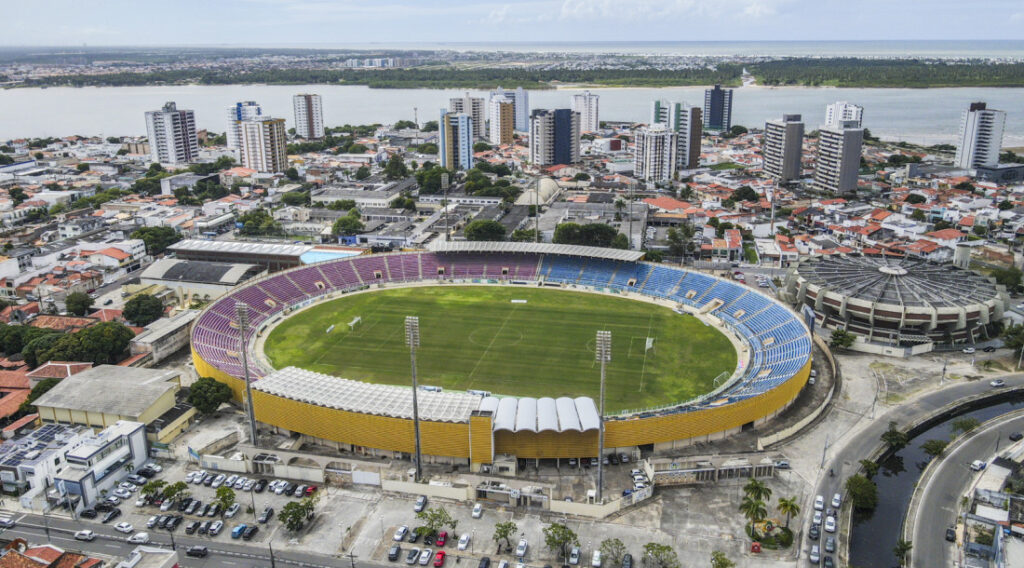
top-left (348, 316), bottom-right (362, 331)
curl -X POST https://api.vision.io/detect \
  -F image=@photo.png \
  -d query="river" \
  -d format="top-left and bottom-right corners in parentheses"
top-left (2, 84), bottom-right (1024, 146)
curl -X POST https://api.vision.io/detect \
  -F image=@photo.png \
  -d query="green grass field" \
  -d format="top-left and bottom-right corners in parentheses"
top-left (263, 286), bottom-right (737, 413)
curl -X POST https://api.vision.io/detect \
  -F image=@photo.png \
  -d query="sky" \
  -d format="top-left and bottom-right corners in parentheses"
top-left (3, 0), bottom-right (1024, 45)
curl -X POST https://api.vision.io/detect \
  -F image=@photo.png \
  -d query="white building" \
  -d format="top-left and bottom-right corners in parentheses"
top-left (813, 120), bottom-right (863, 194)
top-left (239, 117), bottom-right (288, 173)
top-left (488, 95), bottom-right (515, 146)
top-left (490, 87), bottom-right (530, 132)
top-left (572, 90), bottom-right (600, 133)
top-left (650, 100), bottom-right (702, 169)
top-left (293, 93), bottom-right (325, 140)
top-left (634, 124), bottom-right (679, 182)
top-left (144, 102), bottom-right (199, 164)
top-left (824, 101), bottom-right (864, 128)
top-left (53, 421), bottom-right (148, 508)
top-left (449, 93), bottom-right (486, 138)
top-left (226, 101), bottom-right (263, 150)
top-left (954, 102), bottom-right (1006, 170)
top-left (763, 114), bottom-right (805, 182)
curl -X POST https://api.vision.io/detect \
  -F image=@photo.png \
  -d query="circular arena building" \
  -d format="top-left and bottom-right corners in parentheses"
top-left (191, 242), bottom-right (812, 466)
top-left (785, 254), bottom-right (1008, 354)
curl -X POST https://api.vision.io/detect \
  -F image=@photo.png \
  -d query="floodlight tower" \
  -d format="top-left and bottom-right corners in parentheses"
top-left (595, 330), bottom-right (611, 503)
top-left (406, 316), bottom-right (424, 482)
top-left (235, 302), bottom-right (258, 445)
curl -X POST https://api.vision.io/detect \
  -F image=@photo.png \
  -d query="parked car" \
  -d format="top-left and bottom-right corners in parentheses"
top-left (434, 551), bottom-right (446, 567)
top-left (569, 547), bottom-right (580, 565)
top-left (963, 347), bottom-right (976, 354)
top-left (621, 554), bottom-right (633, 568)
top-left (389, 544), bottom-right (402, 562)
top-left (945, 527), bottom-right (956, 542)
top-left (166, 515), bottom-right (183, 530)
top-left (773, 460), bottom-right (790, 470)
top-left (244, 479), bottom-right (256, 491)
top-left (231, 524), bottom-right (248, 539)
top-left (242, 526), bottom-right (259, 540)
top-left (395, 525), bottom-right (410, 541)
top-left (258, 506), bottom-right (274, 524)
top-left (209, 520), bottom-right (224, 536)
top-left (515, 539), bottom-right (528, 557)
top-left (472, 503), bottom-right (483, 519)
top-left (225, 503), bottom-right (241, 518)
top-left (224, 474), bottom-right (238, 487)
top-left (478, 558), bottom-right (491, 568)
top-left (824, 516), bottom-right (836, 533)
top-left (809, 545), bottom-right (820, 564)
top-left (145, 516), bottom-right (158, 528)
top-left (160, 499), bottom-right (175, 512)
top-left (114, 522), bottom-right (133, 534)
top-left (458, 533), bottom-right (470, 551)
top-left (408, 528), bottom-right (421, 543)
top-left (81, 509), bottom-right (98, 519)
top-left (591, 550), bottom-right (602, 568)
top-left (102, 508), bottom-right (122, 523)
top-left (1010, 432), bottom-right (1024, 442)
top-left (294, 484), bottom-right (307, 497)
top-left (253, 479), bottom-right (267, 493)
top-left (971, 460), bottom-right (987, 471)
top-left (185, 521), bottom-right (200, 534)
top-left (406, 549), bottom-right (421, 565)
top-left (808, 525), bottom-right (820, 541)
top-left (305, 485), bottom-right (317, 496)
top-left (823, 556), bottom-right (834, 568)
top-left (74, 530), bottom-right (96, 541)
top-left (824, 536), bottom-right (836, 553)
top-left (198, 521), bottom-right (211, 535)
top-left (414, 495), bottom-right (428, 512)
top-left (211, 474), bottom-right (226, 488)
top-left (831, 493), bottom-right (841, 508)
top-left (436, 531), bottom-right (448, 547)
top-left (419, 549), bottom-right (433, 566)
top-left (128, 532), bottom-right (150, 544)
top-left (207, 504), bottom-right (221, 517)
top-left (185, 546), bottom-right (208, 558)
top-left (983, 346), bottom-right (997, 352)
top-left (813, 495), bottom-right (825, 511)
top-left (813, 511), bottom-right (823, 525)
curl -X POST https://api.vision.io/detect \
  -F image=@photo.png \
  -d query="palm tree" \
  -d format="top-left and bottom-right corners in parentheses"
top-left (738, 496), bottom-right (767, 536)
top-left (743, 479), bottom-right (773, 504)
top-left (776, 497), bottom-right (800, 529)
top-left (893, 539), bottom-right (913, 566)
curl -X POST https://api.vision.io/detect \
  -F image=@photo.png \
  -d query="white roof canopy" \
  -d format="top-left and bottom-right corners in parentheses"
top-left (428, 241), bottom-right (645, 262)
top-left (485, 395), bottom-right (600, 432)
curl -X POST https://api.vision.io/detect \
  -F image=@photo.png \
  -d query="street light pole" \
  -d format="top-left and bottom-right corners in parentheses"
top-left (236, 303), bottom-right (259, 446)
top-left (595, 331), bottom-right (611, 503)
top-left (406, 316), bottom-right (424, 482)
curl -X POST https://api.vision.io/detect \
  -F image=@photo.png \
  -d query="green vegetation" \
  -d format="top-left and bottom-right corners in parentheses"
top-left (332, 210), bottom-right (364, 236)
top-left (642, 543), bottom-right (680, 568)
top-left (265, 286), bottom-right (736, 412)
top-left (710, 551), bottom-right (735, 568)
top-left (493, 521), bottom-right (517, 550)
top-left (846, 474), bottom-right (879, 510)
top-left (830, 328), bottom-right (855, 350)
top-left (20, 377), bottom-right (61, 413)
top-left (881, 420), bottom-right (909, 451)
top-left (463, 219), bottom-right (506, 241)
top-left (65, 292), bottom-right (93, 316)
top-left (188, 377), bottom-right (234, 414)
top-left (553, 223), bottom-right (624, 249)
top-left (543, 523), bottom-right (579, 560)
top-left (709, 162), bottom-right (745, 171)
top-left (279, 494), bottom-right (319, 532)
top-left (123, 294), bottom-right (165, 326)
top-left (921, 439), bottom-right (948, 458)
top-left (750, 58), bottom-right (1024, 88)
top-left (416, 506), bottom-right (457, 536)
top-left (237, 208), bottom-right (283, 237)
top-left (131, 226), bottom-right (181, 255)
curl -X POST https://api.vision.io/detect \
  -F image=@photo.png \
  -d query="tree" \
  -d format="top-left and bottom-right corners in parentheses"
top-left (710, 551), bottom-right (735, 568)
top-left (599, 539), bottom-right (626, 567)
top-left (473, 142), bottom-right (492, 152)
top-left (553, 223), bottom-right (620, 248)
top-left (279, 495), bottom-right (319, 532)
top-left (141, 480), bottom-right (167, 497)
top-left (542, 522), bottom-right (579, 560)
top-left (881, 421), bottom-right (909, 451)
top-left (845, 474), bottom-right (878, 510)
top-left (775, 496), bottom-right (800, 529)
top-left (355, 165), bottom-right (371, 180)
top-left (464, 220), bottom-right (507, 241)
top-left (666, 226), bottom-right (695, 258)
top-left (384, 155), bottom-right (410, 180)
top-left (859, 459), bottom-right (880, 479)
top-left (738, 496), bottom-right (767, 535)
top-left (416, 506), bottom-right (457, 535)
top-left (131, 226), bottom-right (181, 255)
top-left (992, 266), bottom-right (1022, 289)
top-left (188, 377), bottom-right (234, 414)
top-left (332, 211), bottom-right (365, 236)
top-left (493, 521), bottom-right (517, 550)
top-left (215, 486), bottom-right (236, 510)
top-left (64, 292), bottom-right (93, 316)
top-left (642, 543), bottom-right (680, 568)
top-left (21, 331), bottom-right (64, 368)
top-left (950, 417), bottom-right (980, 437)
top-left (510, 229), bottom-right (537, 242)
top-left (421, 121), bottom-right (439, 132)
top-left (611, 233), bottom-right (629, 249)
top-left (731, 186), bottom-right (758, 203)
top-left (237, 209), bottom-right (283, 236)
top-left (393, 120), bottom-right (418, 130)
top-left (19, 378), bottom-right (61, 413)
top-left (1002, 323), bottom-right (1024, 354)
top-left (905, 193), bottom-right (927, 204)
top-left (893, 539), bottom-right (912, 566)
top-left (415, 166), bottom-right (452, 194)
top-left (728, 125), bottom-right (748, 137)
top-left (280, 190), bottom-right (310, 206)
top-left (743, 478), bottom-right (772, 504)
top-left (35, 322), bottom-right (133, 365)
top-left (574, 173), bottom-right (591, 181)
top-left (910, 209), bottom-right (926, 221)
top-left (123, 294), bottom-right (165, 326)
top-left (998, 200), bottom-right (1014, 211)
top-left (76, 163), bottom-right (90, 172)
top-left (830, 328), bottom-right (855, 350)
top-left (284, 167), bottom-right (301, 181)
top-left (921, 439), bottom-right (948, 458)
top-left (163, 481), bottom-right (190, 501)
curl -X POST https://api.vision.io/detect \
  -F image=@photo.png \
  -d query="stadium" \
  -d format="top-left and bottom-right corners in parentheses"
top-left (191, 242), bottom-right (813, 466)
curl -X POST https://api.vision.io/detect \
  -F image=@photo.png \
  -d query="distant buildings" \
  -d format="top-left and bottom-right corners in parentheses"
top-left (529, 109), bottom-right (581, 166)
top-left (239, 117), bottom-right (288, 173)
top-left (824, 101), bottom-right (864, 128)
top-left (634, 124), bottom-right (678, 182)
top-left (703, 85), bottom-right (733, 133)
top-left (650, 100), bottom-right (702, 169)
top-left (572, 90), bottom-right (600, 132)
top-left (488, 95), bottom-right (515, 146)
top-left (763, 114), bottom-right (805, 182)
top-left (144, 101), bottom-right (199, 164)
top-left (813, 120), bottom-right (863, 194)
top-left (954, 102), bottom-right (1006, 170)
top-left (293, 93), bottom-right (324, 140)
top-left (491, 86), bottom-right (530, 131)
top-left (226, 101), bottom-right (263, 150)
top-left (439, 110), bottom-right (475, 170)
top-left (449, 93), bottom-right (486, 139)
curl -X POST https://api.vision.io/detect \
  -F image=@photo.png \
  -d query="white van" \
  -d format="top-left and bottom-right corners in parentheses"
top-left (591, 550), bottom-right (602, 568)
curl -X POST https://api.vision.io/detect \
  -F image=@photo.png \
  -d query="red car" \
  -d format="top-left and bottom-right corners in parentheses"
top-left (436, 531), bottom-right (447, 546)
top-left (305, 485), bottom-right (317, 496)
top-left (433, 551), bottom-right (446, 567)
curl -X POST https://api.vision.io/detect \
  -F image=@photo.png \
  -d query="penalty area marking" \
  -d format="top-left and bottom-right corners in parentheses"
top-left (511, 299), bottom-right (527, 304)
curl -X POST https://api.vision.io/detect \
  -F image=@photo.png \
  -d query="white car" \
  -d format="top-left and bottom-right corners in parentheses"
top-left (74, 530), bottom-right (96, 541)
top-left (569, 547), bottom-right (581, 565)
top-left (963, 347), bottom-right (976, 354)
top-left (225, 503), bottom-right (241, 518)
top-left (471, 503), bottom-right (483, 519)
top-left (418, 549), bottom-right (432, 566)
top-left (831, 493), bottom-right (842, 508)
top-left (160, 499), bottom-right (175, 512)
top-left (813, 510), bottom-right (822, 525)
top-left (971, 460), bottom-right (987, 471)
top-left (458, 533), bottom-right (470, 551)
top-left (824, 516), bottom-right (836, 533)
top-left (809, 545), bottom-right (820, 564)
top-left (114, 522), bottom-right (134, 534)
top-left (813, 495), bottom-right (824, 511)
top-left (515, 539), bottom-right (528, 557)
top-left (394, 525), bottom-right (409, 541)
top-left (134, 497), bottom-right (147, 507)
top-left (591, 550), bottom-right (602, 568)
top-left (144, 462), bottom-right (163, 473)
top-left (119, 482), bottom-right (137, 492)
top-left (991, 379), bottom-right (1006, 388)
top-left (225, 474), bottom-right (238, 487)
top-left (191, 470), bottom-right (207, 484)
top-left (127, 532), bottom-right (150, 544)
top-left (233, 477), bottom-right (247, 490)
top-left (113, 488), bottom-right (132, 499)
top-left (211, 474), bottom-right (226, 488)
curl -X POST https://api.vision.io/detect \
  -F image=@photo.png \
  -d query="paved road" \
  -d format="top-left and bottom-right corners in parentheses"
top-left (911, 412), bottom-right (1024, 568)
top-left (0, 511), bottom-right (377, 568)
top-left (810, 374), bottom-right (1024, 563)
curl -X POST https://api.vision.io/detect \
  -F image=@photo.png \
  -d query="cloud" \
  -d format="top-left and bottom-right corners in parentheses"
top-left (558, 0), bottom-right (791, 21)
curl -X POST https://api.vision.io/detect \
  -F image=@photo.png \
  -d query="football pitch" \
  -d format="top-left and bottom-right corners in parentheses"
top-left (263, 286), bottom-right (737, 413)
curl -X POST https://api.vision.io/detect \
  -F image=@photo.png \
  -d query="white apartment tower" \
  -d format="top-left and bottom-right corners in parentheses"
top-left (651, 100), bottom-right (702, 169)
top-left (954, 102), bottom-right (1006, 170)
top-left (824, 101), bottom-right (864, 128)
top-left (449, 93), bottom-right (486, 138)
top-left (439, 110), bottom-right (475, 171)
top-left (529, 109), bottom-right (581, 167)
top-left (634, 124), bottom-right (679, 182)
top-left (226, 101), bottom-right (263, 150)
top-left (239, 117), bottom-right (288, 173)
top-left (489, 87), bottom-right (530, 132)
top-left (293, 94), bottom-right (324, 139)
top-left (144, 102), bottom-right (199, 164)
top-left (763, 114), bottom-right (805, 182)
top-left (813, 120), bottom-right (864, 194)
top-left (488, 95), bottom-right (515, 146)
top-left (572, 90), bottom-right (600, 133)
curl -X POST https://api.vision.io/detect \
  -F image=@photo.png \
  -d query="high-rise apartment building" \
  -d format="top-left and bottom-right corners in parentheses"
top-left (651, 100), bottom-right (702, 169)
top-left (954, 102), bottom-right (1006, 170)
top-left (144, 102), bottom-right (199, 164)
top-left (572, 90), bottom-right (600, 132)
top-left (490, 87), bottom-right (530, 132)
top-left (763, 114), bottom-right (805, 182)
top-left (292, 94), bottom-right (324, 139)
top-left (439, 110), bottom-right (475, 171)
top-left (488, 96), bottom-right (515, 146)
top-left (449, 93), bottom-right (486, 139)
top-left (226, 101), bottom-right (263, 150)
top-left (239, 117), bottom-right (288, 173)
top-left (529, 109), bottom-right (581, 167)
top-left (703, 85), bottom-right (733, 133)
top-left (824, 101), bottom-right (864, 128)
top-left (634, 124), bottom-right (679, 182)
top-left (813, 120), bottom-right (863, 194)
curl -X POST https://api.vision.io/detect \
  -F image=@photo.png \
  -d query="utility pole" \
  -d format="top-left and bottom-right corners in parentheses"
top-left (595, 331), bottom-right (611, 503)
top-left (268, 542), bottom-right (277, 568)
top-left (534, 177), bottom-right (540, 243)
top-left (406, 316), bottom-right (424, 482)
top-left (236, 303), bottom-right (259, 445)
